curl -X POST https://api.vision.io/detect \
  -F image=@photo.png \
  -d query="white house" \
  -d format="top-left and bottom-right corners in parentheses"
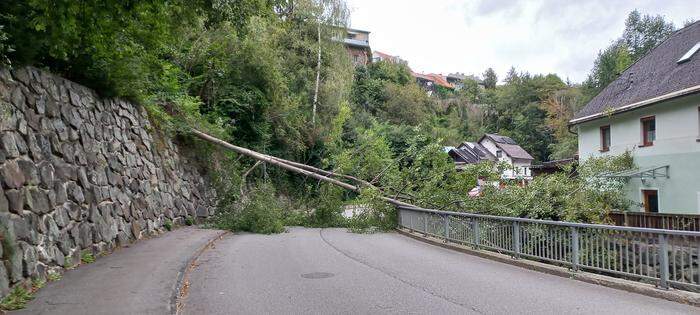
top-left (448, 134), bottom-right (534, 180)
top-left (570, 21), bottom-right (700, 214)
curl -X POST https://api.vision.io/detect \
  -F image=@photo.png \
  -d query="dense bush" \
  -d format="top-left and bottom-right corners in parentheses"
top-left (325, 123), bottom-right (635, 225)
top-left (211, 183), bottom-right (285, 234)
top-left (346, 189), bottom-right (396, 233)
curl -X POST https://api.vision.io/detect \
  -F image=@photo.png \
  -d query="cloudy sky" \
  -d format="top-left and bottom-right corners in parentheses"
top-left (344, 0), bottom-right (699, 83)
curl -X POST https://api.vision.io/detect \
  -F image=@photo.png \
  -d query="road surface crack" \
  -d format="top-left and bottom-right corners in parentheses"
top-left (319, 229), bottom-right (483, 314)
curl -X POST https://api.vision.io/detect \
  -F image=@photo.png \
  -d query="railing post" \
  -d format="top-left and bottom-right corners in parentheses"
top-left (570, 227), bottom-right (579, 272)
top-left (443, 214), bottom-right (450, 243)
top-left (512, 221), bottom-right (520, 258)
top-left (397, 207), bottom-right (402, 228)
top-left (658, 234), bottom-right (670, 289)
top-left (472, 220), bottom-right (480, 248)
top-left (423, 212), bottom-right (428, 236)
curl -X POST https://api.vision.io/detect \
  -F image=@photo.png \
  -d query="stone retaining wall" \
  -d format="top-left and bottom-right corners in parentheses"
top-left (0, 67), bottom-right (216, 297)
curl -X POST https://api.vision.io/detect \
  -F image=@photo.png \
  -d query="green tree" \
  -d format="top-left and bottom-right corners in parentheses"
top-left (480, 69), bottom-right (566, 161)
top-left (540, 87), bottom-right (585, 159)
top-left (350, 60), bottom-right (418, 120)
top-left (482, 67), bottom-right (497, 89)
top-left (0, 0), bottom-right (198, 97)
top-left (460, 78), bottom-right (481, 103)
top-left (583, 10), bottom-right (675, 99)
top-left (622, 9), bottom-right (675, 61)
top-left (380, 83), bottom-right (433, 125)
top-left (0, 24), bottom-right (11, 65)
top-left (584, 42), bottom-right (632, 94)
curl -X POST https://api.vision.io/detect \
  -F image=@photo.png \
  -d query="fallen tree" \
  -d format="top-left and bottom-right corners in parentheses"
top-left (189, 129), bottom-right (416, 208)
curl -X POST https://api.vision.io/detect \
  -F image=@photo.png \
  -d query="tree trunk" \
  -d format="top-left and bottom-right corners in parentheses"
top-left (312, 20), bottom-right (322, 125)
top-left (189, 129), bottom-right (415, 208)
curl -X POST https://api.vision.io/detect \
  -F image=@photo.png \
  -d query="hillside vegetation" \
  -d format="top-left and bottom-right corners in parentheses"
top-left (0, 2), bottom-right (682, 232)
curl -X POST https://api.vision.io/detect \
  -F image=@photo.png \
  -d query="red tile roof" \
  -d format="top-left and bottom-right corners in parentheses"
top-left (410, 72), bottom-right (454, 89)
top-left (427, 74), bottom-right (454, 89)
top-left (411, 71), bottom-right (433, 81)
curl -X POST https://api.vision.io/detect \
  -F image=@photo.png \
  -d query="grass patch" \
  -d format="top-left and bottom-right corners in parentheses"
top-left (47, 271), bottom-right (62, 282)
top-left (31, 279), bottom-right (45, 290)
top-left (185, 217), bottom-right (194, 226)
top-left (0, 286), bottom-right (34, 311)
top-left (164, 219), bottom-right (173, 231)
top-left (81, 251), bottom-right (95, 264)
top-left (0, 278), bottom-right (49, 310)
top-left (64, 256), bottom-right (75, 269)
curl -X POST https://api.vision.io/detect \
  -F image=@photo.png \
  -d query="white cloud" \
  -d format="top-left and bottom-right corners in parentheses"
top-left (345, 0), bottom-right (699, 82)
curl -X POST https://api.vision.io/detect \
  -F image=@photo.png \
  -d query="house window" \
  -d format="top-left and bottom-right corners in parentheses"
top-left (641, 116), bottom-right (656, 146)
top-left (496, 150), bottom-right (502, 158)
top-left (600, 125), bottom-right (611, 152)
top-left (642, 190), bottom-right (659, 213)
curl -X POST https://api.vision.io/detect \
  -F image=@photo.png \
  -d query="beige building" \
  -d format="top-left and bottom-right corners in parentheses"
top-left (342, 28), bottom-right (372, 66)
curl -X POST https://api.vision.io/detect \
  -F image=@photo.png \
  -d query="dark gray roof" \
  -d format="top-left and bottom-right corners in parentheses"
top-left (495, 143), bottom-right (535, 161)
top-left (449, 142), bottom-right (494, 164)
top-left (480, 133), bottom-right (517, 145)
top-left (573, 21), bottom-right (700, 122)
top-left (478, 134), bottom-right (534, 160)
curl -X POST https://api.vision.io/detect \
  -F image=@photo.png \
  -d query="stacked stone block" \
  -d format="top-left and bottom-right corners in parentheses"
top-left (0, 67), bottom-right (215, 297)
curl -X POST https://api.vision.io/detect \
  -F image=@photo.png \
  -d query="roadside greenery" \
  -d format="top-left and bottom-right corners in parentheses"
top-left (327, 126), bottom-right (635, 225)
top-left (81, 251), bottom-right (96, 264)
top-left (0, 286), bottom-right (33, 311)
top-left (0, 3), bottom-right (667, 233)
top-left (211, 183), bottom-right (285, 234)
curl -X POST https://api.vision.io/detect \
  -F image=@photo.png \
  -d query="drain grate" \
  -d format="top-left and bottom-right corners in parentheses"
top-left (301, 272), bottom-right (335, 279)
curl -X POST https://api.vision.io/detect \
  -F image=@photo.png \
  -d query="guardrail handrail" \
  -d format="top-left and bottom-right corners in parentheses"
top-left (397, 205), bottom-right (700, 237)
top-left (397, 205), bottom-right (700, 292)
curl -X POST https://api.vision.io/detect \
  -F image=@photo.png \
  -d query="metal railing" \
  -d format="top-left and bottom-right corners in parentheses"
top-left (609, 211), bottom-right (700, 231)
top-left (398, 206), bottom-right (700, 292)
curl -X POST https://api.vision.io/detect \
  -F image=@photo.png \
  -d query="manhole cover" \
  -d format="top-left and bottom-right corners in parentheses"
top-left (301, 272), bottom-right (335, 279)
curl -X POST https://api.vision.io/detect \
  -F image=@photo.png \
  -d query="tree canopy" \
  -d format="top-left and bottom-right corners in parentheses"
top-left (0, 5), bottom-right (673, 230)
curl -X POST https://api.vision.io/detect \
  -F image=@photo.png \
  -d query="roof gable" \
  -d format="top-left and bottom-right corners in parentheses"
top-left (572, 21), bottom-right (700, 123)
top-left (427, 74), bottom-right (454, 89)
top-left (477, 134), bottom-right (534, 160)
top-left (449, 142), bottom-right (495, 164)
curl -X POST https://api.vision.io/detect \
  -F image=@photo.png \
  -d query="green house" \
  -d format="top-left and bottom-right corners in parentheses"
top-left (570, 22), bottom-right (700, 214)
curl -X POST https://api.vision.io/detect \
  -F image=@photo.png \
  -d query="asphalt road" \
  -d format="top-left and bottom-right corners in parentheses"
top-left (184, 227), bottom-right (698, 315)
top-left (15, 227), bottom-right (225, 315)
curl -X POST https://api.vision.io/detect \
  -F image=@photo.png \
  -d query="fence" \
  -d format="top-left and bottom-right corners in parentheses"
top-left (398, 206), bottom-right (700, 292)
top-left (609, 211), bottom-right (700, 232)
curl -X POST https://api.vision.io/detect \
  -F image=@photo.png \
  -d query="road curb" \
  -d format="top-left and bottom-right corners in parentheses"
top-left (172, 228), bottom-right (230, 315)
top-left (396, 228), bottom-right (700, 307)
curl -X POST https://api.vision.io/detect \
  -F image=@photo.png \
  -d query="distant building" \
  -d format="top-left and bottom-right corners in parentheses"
top-left (448, 134), bottom-right (534, 180)
top-left (340, 28), bottom-right (372, 66)
top-left (411, 72), bottom-right (453, 95)
top-left (570, 21), bottom-right (700, 214)
top-left (372, 51), bottom-right (407, 65)
top-left (530, 157), bottom-right (577, 177)
top-left (446, 73), bottom-right (484, 91)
